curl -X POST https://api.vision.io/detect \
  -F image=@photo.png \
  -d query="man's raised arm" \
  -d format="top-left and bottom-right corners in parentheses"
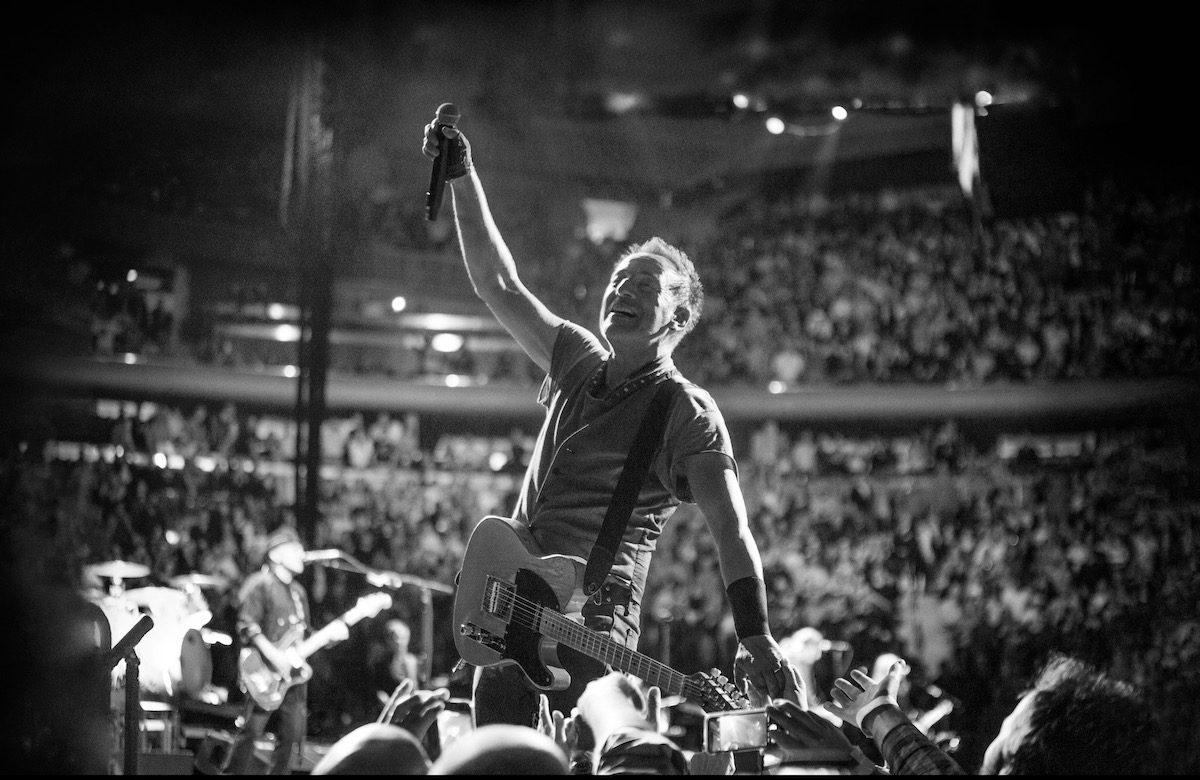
top-left (421, 111), bottom-right (562, 374)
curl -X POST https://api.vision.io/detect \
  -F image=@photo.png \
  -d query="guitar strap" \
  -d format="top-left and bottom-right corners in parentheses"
top-left (582, 379), bottom-right (675, 599)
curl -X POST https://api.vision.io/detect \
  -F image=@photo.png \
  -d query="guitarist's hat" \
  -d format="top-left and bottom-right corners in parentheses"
top-left (267, 525), bottom-right (302, 553)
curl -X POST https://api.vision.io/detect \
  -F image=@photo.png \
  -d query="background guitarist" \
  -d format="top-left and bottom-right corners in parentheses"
top-left (420, 109), bottom-right (792, 732)
top-left (226, 525), bottom-right (312, 774)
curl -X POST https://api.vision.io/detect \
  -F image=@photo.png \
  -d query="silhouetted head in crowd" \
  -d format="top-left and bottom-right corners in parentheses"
top-left (980, 653), bottom-right (1158, 775)
top-left (309, 723), bottom-right (431, 775)
top-left (425, 724), bottom-right (569, 774)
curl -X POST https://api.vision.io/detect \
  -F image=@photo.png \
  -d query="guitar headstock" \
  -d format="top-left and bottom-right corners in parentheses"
top-left (344, 591), bottom-right (393, 625)
top-left (686, 668), bottom-right (751, 712)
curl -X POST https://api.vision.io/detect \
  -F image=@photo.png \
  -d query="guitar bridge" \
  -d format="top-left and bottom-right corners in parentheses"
top-left (483, 576), bottom-right (515, 621)
top-left (460, 622), bottom-right (506, 653)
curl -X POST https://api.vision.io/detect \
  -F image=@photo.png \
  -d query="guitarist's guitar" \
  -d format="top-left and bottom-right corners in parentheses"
top-left (453, 515), bottom-right (747, 713)
top-left (239, 591), bottom-right (392, 711)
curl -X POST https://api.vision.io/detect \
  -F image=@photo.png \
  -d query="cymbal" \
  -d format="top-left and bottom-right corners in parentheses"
top-left (169, 573), bottom-right (229, 590)
top-left (124, 586), bottom-right (186, 607)
top-left (86, 560), bottom-right (150, 580)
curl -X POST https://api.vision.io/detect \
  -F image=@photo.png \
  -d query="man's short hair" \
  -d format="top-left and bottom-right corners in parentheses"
top-left (621, 237), bottom-right (703, 336)
top-left (1004, 653), bottom-right (1157, 774)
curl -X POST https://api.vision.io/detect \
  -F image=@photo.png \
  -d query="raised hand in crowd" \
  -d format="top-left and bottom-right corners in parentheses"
top-left (825, 658), bottom-right (967, 775)
top-left (536, 692), bottom-right (578, 765)
top-left (766, 699), bottom-right (879, 774)
top-left (377, 679), bottom-right (450, 751)
top-left (574, 671), bottom-right (689, 775)
top-left (826, 658), bottom-right (908, 735)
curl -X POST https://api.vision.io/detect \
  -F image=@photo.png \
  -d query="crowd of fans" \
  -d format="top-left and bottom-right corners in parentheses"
top-left (41, 179), bottom-right (1199, 391)
top-left (8, 173), bottom-right (1198, 773)
top-left (4, 394), bottom-right (1197, 772)
top-left (674, 183), bottom-right (1197, 386)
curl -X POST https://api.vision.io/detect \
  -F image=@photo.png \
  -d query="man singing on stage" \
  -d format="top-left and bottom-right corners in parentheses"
top-left (420, 107), bottom-right (791, 729)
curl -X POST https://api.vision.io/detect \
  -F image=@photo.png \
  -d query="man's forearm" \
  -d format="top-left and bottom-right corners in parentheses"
top-left (448, 171), bottom-right (520, 299)
top-left (866, 704), bottom-right (966, 775)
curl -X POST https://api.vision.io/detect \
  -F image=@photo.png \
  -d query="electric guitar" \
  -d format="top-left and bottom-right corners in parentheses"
top-left (453, 515), bottom-right (747, 713)
top-left (239, 591), bottom-right (392, 711)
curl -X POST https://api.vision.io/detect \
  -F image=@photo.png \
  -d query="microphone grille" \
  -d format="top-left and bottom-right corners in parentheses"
top-left (435, 102), bottom-right (461, 127)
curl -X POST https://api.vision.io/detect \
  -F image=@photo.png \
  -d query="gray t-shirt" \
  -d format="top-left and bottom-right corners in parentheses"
top-left (512, 321), bottom-right (737, 643)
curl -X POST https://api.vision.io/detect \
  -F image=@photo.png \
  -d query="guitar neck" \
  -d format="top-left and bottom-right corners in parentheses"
top-left (535, 609), bottom-right (687, 698)
top-left (287, 593), bottom-right (391, 663)
top-left (292, 621), bottom-right (343, 661)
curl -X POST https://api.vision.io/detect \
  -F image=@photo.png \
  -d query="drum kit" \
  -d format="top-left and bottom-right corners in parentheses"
top-left (85, 560), bottom-right (231, 700)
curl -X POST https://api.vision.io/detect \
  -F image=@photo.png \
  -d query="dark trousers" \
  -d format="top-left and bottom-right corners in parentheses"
top-left (226, 684), bottom-right (306, 774)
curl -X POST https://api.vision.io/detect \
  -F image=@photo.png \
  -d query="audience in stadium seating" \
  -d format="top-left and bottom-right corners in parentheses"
top-left (46, 183), bottom-right (1199, 388)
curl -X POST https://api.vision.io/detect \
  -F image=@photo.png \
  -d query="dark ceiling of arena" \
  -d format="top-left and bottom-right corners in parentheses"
top-left (4, 1), bottom-right (1185, 169)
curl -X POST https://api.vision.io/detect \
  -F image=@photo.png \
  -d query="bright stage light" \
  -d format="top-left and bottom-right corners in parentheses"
top-left (430, 332), bottom-right (465, 353)
top-left (273, 324), bottom-right (301, 342)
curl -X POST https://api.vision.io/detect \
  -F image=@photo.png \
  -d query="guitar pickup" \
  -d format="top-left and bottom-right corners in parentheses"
top-left (460, 622), bottom-right (506, 653)
top-left (483, 576), bottom-right (515, 621)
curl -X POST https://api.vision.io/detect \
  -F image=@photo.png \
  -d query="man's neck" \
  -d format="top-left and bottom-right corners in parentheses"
top-left (605, 346), bottom-right (672, 389)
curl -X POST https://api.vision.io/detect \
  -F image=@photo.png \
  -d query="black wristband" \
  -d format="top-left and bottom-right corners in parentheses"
top-left (726, 575), bottom-right (770, 640)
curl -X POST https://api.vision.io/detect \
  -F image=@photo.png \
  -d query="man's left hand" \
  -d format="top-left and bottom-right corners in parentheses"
top-left (733, 634), bottom-right (789, 706)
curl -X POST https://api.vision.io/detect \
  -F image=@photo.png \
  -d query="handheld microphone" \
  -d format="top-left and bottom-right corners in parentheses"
top-left (302, 549), bottom-right (342, 563)
top-left (426, 102), bottom-right (461, 222)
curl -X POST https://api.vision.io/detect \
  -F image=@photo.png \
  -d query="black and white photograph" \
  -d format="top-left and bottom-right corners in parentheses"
top-left (2, 1), bottom-right (1196, 774)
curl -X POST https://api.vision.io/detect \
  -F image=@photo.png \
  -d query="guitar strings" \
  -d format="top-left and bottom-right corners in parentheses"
top-left (489, 584), bottom-right (730, 706)
top-left (499, 588), bottom-right (682, 688)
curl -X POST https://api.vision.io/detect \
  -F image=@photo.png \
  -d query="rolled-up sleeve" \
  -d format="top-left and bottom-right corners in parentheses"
top-left (879, 722), bottom-right (966, 775)
top-left (595, 728), bottom-right (689, 775)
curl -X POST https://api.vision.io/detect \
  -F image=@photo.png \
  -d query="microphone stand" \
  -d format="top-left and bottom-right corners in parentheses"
top-left (309, 551), bottom-right (454, 687)
top-left (106, 614), bottom-right (154, 776)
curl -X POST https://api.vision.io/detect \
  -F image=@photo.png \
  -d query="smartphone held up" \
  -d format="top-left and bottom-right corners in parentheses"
top-left (703, 707), bottom-right (770, 753)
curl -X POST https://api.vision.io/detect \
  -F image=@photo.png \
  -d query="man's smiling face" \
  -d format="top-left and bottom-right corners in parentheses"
top-left (599, 253), bottom-right (687, 350)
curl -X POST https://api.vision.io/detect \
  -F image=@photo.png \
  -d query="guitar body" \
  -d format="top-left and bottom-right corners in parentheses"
top-left (453, 516), bottom-right (747, 712)
top-left (453, 515), bottom-right (586, 691)
top-left (238, 591), bottom-right (392, 712)
top-left (238, 626), bottom-right (309, 712)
